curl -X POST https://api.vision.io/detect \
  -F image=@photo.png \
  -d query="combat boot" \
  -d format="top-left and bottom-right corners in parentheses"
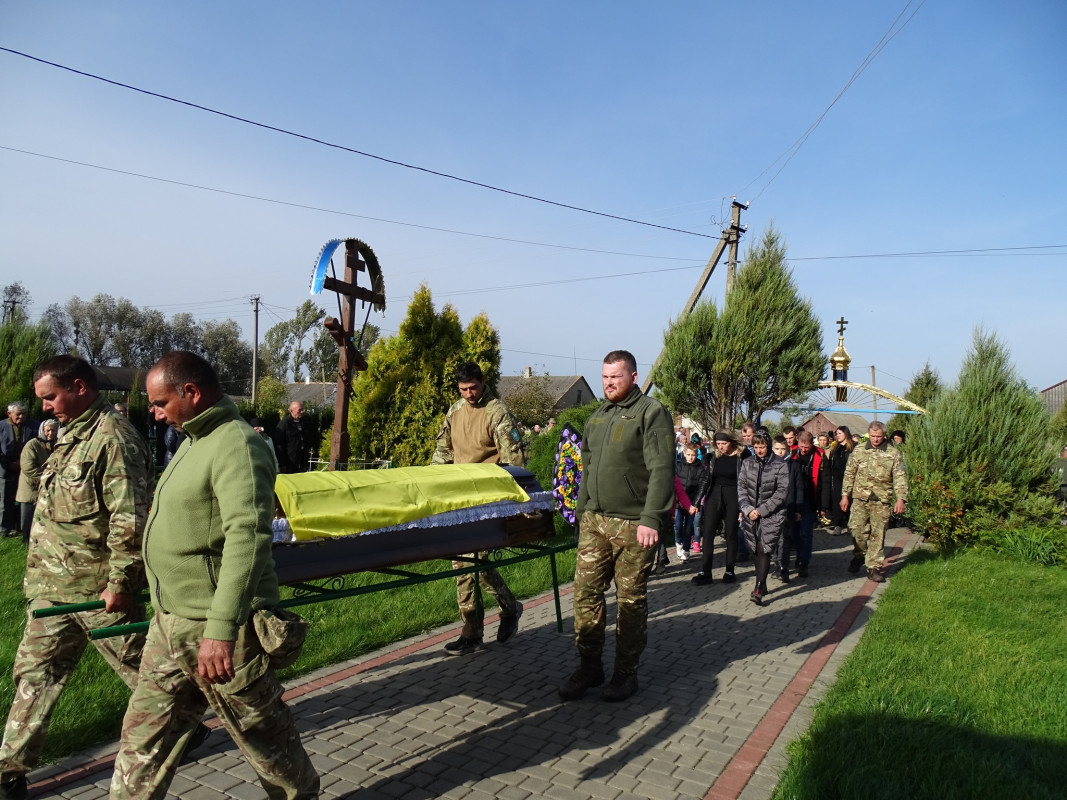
top-left (444, 635), bottom-right (484, 656)
top-left (601, 672), bottom-right (639, 702)
top-left (558, 658), bottom-right (605, 701)
top-left (0, 772), bottom-right (27, 800)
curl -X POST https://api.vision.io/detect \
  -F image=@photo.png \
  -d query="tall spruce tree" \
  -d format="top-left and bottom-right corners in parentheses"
top-left (655, 225), bottom-right (824, 430)
top-left (907, 329), bottom-right (1058, 543)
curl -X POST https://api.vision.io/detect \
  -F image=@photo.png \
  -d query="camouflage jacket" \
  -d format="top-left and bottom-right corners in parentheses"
top-left (431, 391), bottom-right (525, 467)
top-left (841, 439), bottom-right (908, 504)
top-left (25, 394), bottom-right (152, 602)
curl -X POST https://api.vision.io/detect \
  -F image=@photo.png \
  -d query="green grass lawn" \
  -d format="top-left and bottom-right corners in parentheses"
top-left (772, 547), bottom-right (1067, 800)
top-left (0, 535), bottom-right (577, 767)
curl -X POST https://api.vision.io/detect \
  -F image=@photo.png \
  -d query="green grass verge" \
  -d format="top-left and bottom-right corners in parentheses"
top-left (0, 535), bottom-right (577, 767)
top-left (772, 547), bottom-right (1067, 800)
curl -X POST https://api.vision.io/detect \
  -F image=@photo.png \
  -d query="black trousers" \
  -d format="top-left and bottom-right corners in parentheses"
top-left (700, 483), bottom-right (740, 574)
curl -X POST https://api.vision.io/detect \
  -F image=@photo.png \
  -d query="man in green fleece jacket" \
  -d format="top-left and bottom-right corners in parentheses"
top-left (110, 352), bottom-right (318, 800)
top-left (558, 350), bottom-right (674, 703)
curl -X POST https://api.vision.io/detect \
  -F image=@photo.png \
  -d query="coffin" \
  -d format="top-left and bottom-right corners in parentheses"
top-left (271, 464), bottom-right (556, 584)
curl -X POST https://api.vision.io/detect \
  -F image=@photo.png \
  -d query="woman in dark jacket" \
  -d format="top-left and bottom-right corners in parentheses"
top-left (692, 431), bottom-right (746, 585)
top-left (827, 426), bottom-right (854, 535)
top-left (737, 431), bottom-right (789, 605)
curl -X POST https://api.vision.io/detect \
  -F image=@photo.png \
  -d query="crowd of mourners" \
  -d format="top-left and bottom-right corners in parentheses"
top-left (661, 421), bottom-right (910, 605)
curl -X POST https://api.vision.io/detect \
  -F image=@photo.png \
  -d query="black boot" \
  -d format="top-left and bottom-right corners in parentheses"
top-left (0, 773), bottom-right (28, 800)
top-left (558, 658), bottom-right (605, 701)
top-left (601, 672), bottom-right (639, 702)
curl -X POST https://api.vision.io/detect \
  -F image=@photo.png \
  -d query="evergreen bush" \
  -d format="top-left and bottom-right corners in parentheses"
top-left (907, 330), bottom-right (1059, 547)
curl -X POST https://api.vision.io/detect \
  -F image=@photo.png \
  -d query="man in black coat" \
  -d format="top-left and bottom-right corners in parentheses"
top-left (0, 402), bottom-right (34, 536)
top-left (273, 401), bottom-right (310, 473)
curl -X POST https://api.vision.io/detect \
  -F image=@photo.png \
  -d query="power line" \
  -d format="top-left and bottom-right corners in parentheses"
top-left (0, 145), bottom-right (702, 263)
top-left (0, 46), bottom-right (718, 241)
top-left (741, 0), bottom-right (927, 202)
top-left (5, 144), bottom-right (1062, 279)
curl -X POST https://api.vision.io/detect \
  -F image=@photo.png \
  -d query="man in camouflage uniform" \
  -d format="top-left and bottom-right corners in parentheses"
top-left (110, 351), bottom-right (318, 800)
top-left (558, 350), bottom-right (674, 703)
top-left (840, 420), bottom-right (908, 583)
top-left (0, 356), bottom-right (152, 800)
top-left (432, 362), bottom-right (525, 655)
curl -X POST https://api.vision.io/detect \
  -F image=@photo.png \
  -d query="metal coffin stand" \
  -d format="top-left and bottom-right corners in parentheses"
top-left (36, 466), bottom-right (576, 638)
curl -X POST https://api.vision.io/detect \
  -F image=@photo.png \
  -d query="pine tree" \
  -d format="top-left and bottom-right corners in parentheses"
top-left (0, 317), bottom-right (57, 412)
top-left (886, 362), bottom-right (943, 437)
top-left (907, 329), bottom-right (1058, 544)
top-left (655, 225), bottom-right (824, 431)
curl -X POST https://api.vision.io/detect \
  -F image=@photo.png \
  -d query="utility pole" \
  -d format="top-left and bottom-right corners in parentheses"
top-left (251, 296), bottom-right (261, 406)
top-left (1, 299), bottom-right (19, 324)
top-left (642, 198), bottom-right (747, 394)
top-left (871, 364), bottom-right (878, 422)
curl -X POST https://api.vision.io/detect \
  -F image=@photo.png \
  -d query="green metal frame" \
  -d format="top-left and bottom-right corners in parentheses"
top-left (33, 540), bottom-right (577, 641)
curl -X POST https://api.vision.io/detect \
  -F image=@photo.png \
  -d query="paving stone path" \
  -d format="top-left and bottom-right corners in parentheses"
top-left (31, 528), bottom-right (920, 800)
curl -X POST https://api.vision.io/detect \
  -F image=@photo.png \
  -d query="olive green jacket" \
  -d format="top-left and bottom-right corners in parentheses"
top-left (144, 397), bottom-right (280, 641)
top-left (576, 387), bottom-right (675, 530)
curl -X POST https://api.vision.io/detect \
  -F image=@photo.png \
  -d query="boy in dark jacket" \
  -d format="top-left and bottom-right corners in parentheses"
top-left (673, 442), bottom-right (705, 561)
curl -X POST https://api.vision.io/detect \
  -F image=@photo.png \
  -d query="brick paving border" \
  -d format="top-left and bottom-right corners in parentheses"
top-left (704, 532), bottom-right (913, 800)
top-left (28, 530), bottom-right (920, 800)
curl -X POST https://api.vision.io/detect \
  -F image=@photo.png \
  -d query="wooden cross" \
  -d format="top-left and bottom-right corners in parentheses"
top-left (836, 316), bottom-right (848, 336)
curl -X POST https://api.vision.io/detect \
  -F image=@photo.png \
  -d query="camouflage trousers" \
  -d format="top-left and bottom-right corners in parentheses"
top-left (452, 552), bottom-right (519, 639)
top-left (110, 611), bottom-right (319, 800)
top-left (0, 598), bottom-right (144, 775)
top-left (850, 499), bottom-right (891, 569)
top-left (573, 511), bottom-right (655, 676)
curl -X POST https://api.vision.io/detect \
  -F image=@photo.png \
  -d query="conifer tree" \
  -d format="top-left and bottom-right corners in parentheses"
top-left (907, 329), bottom-right (1058, 543)
top-left (347, 286), bottom-right (501, 466)
top-left (0, 317), bottom-right (57, 411)
top-left (886, 362), bottom-right (943, 437)
top-left (655, 225), bottom-right (824, 431)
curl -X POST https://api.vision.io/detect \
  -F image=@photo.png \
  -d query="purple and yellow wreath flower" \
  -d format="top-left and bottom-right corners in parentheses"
top-left (552, 423), bottom-right (582, 525)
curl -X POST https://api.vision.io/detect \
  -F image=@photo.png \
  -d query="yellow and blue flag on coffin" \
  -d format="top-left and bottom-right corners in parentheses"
top-left (274, 463), bottom-right (530, 541)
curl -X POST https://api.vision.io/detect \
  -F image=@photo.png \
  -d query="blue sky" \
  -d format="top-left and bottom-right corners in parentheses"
top-left (2, 1), bottom-right (1064, 405)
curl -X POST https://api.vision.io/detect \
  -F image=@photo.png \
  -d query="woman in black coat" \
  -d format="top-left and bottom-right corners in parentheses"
top-left (737, 432), bottom-right (789, 605)
top-left (692, 431), bottom-right (746, 585)
top-left (826, 426), bottom-right (854, 535)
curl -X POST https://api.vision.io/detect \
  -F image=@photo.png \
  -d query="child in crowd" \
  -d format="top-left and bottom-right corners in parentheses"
top-left (772, 437), bottom-right (803, 582)
top-left (674, 442), bottom-right (705, 561)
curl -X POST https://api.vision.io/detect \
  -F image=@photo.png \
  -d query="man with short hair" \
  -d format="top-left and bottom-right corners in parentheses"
top-left (558, 350), bottom-right (674, 703)
top-left (740, 422), bottom-right (756, 455)
top-left (273, 401), bottom-right (310, 473)
top-left (782, 426), bottom-right (799, 454)
top-left (0, 402), bottom-right (33, 536)
top-left (111, 351), bottom-right (318, 800)
top-left (0, 357), bottom-right (152, 800)
top-left (840, 421), bottom-right (908, 583)
top-left (432, 361), bottom-right (525, 655)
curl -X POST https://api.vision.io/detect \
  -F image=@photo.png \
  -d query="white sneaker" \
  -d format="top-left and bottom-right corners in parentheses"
top-left (676, 545), bottom-right (687, 561)
top-left (683, 551), bottom-right (691, 561)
